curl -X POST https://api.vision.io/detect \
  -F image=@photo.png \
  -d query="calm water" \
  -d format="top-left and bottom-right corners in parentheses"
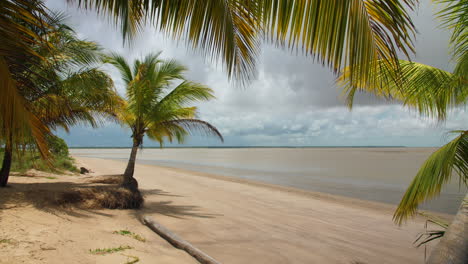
top-left (71, 148), bottom-right (466, 214)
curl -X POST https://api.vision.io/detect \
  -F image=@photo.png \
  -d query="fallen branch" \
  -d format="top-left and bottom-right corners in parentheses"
top-left (142, 215), bottom-right (221, 264)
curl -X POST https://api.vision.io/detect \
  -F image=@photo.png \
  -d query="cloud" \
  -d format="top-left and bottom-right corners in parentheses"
top-left (46, 0), bottom-right (466, 147)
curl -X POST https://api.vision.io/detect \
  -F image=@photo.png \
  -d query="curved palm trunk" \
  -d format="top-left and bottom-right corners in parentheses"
top-left (428, 193), bottom-right (468, 264)
top-left (122, 138), bottom-right (140, 191)
top-left (0, 143), bottom-right (12, 187)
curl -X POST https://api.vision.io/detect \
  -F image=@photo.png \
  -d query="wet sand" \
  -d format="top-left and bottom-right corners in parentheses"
top-left (77, 157), bottom-right (448, 264)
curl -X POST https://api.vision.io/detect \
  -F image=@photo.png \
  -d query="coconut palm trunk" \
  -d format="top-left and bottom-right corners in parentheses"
top-left (122, 136), bottom-right (141, 191)
top-left (428, 193), bottom-right (468, 264)
top-left (0, 143), bottom-right (12, 187)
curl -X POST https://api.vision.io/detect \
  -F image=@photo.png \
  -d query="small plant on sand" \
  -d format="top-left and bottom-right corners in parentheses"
top-left (122, 254), bottom-right (140, 264)
top-left (0, 239), bottom-right (12, 244)
top-left (89, 245), bottom-right (133, 255)
top-left (113, 230), bottom-right (146, 242)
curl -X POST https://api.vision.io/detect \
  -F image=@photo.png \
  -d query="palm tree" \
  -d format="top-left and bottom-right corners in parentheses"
top-left (0, 13), bottom-right (122, 187)
top-left (106, 52), bottom-right (223, 192)
top-left (0, 0), bottom-right (52, 166)
top-left (339, 0), bottom-right (467, 262)
top-left (3, 0), bottom-right (419, 168)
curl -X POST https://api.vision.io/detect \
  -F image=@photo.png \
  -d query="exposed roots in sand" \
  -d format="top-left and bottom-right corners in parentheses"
top-left (56, 187), bottom-right (144, 209)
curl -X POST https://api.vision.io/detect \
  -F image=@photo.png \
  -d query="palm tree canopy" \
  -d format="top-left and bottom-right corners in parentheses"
top-left (69, 0), bottom-right (417, 86)
top-left (105, 52), bottom-right (223, 146)
top-left (28, 13), bottom-right (123, 133)
top-left (0, 0), bottom-right (52, 157)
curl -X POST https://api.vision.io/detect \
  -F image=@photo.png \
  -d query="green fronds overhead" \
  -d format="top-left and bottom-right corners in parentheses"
top-left (106, 52), bottom-right (222, 147)
top-left (394, 131), bottom-right (468, 225)
top-left (339, 60), bottom-right (468, 120)
top-left (0, 0), bottom-right (52, 157)
top-left (68, 0), bottom-right (417, 86)
top-left (434, 0), bottom-right (468, 66)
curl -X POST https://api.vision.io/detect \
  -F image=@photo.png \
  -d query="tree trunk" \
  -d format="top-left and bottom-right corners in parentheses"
top-left (0, 145), bottom-right (13, 187)
top-left (428, 193), bottom-right (468, 264)
top-left (122, 139), bottom-right (140, 191)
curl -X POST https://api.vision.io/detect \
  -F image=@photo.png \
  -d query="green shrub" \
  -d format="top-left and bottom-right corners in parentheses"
top-left (0, 135), bottom-right (78, 174)
top-left (46, 135), bottom-right (69, 156)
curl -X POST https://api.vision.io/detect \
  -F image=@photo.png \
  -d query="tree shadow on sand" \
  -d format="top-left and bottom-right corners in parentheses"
top-left (0, 174), bottom-right (219, 220)
top-left (137, 200), bottom-right (220, 219)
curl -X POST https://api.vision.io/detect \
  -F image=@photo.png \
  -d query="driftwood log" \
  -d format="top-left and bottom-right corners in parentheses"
top-left (143, 215), bottom-right (221, 264)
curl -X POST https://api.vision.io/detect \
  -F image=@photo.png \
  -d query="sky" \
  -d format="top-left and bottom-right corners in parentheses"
top-left (44, 0), bottom-right (467, 147)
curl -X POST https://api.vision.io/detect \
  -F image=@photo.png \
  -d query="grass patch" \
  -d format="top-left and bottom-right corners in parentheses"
top-left (0, 239), bottom-right (12, 244)
top-left (123, 254), bottom-right (140, 264)
top-left (89, 245), bottom-right (133, 255)
top-left (46, 176), bottom-right (58, 180)
top-left (113, 230), bottom-right (146, 242)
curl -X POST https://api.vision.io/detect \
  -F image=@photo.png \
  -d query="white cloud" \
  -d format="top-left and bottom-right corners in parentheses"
top-left (47, 0), bottom-right (466, 147)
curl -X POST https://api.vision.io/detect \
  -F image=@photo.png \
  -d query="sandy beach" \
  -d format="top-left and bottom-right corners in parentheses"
top-left (0, 156), bottom-right (449, 263)
top-left (86, 157), bottom-right (445, 263)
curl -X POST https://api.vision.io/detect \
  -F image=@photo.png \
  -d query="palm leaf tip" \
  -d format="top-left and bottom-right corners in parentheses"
top-left (165, 119), bottom-right (223, 142)
top-left (393, 131), bottom-right (468, 225)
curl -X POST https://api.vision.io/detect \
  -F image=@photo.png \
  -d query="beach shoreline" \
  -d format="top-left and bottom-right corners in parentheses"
top-left (0, 156), bottom-right (452, 263)
top-left (78, 156), bottom-right (444, 263)
top-left (79, 155), bottom-right (455, 219)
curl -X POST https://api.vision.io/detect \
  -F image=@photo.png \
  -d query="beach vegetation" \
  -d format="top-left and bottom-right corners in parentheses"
top-left (89, 245), bottom-right (133, 255)
top-left (105, 52), bottom-right (223, 202)
top-left (339, 0), bottom-right (467, 262)
top-left (123, 255), bottom-right (140, 264)
top-left (0, 12), bottom-right (123, 186)
top-left (113, 230), bottom-right (146, 242)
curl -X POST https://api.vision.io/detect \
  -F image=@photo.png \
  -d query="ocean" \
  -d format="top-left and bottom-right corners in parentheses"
top-left (71, 147), bottom-right (466, 214)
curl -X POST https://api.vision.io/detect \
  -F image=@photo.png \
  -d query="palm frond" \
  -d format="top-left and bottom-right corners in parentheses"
top-left (70, 0), bottom-right (416, 86)
top-left (155, 81), bottom-right (215, 110)
top-left (148, 118), bottom-right (223, 146)
top-left (0, 0), bottom-right (52, 157)
top-left (103, 53), bottom-right (134, 85)
top-left (339, 60), bottom-right (468, 120)
top-left (263, 0), bottom-right (416, 80)
top-left (70, 0), bottom-right (260, 84)
top-left (434, 0), bottom-right (468, 63)
top-left (393, 130), bottom-right (468, 225)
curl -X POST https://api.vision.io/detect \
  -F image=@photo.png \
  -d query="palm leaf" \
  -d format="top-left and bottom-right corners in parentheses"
top-left (339, 60), bottom-right (468, 120)
top-left (69, 0), bottom-right (416, 86)
top-left (434, 0), bottom-right (468, 66)
top-left (70, 0), bottom-right (260, 84)
top-left (147, 118), bottom-right (223, 146)
top-left (393, 130), bottom-right (468, 225)
top-left (0, 0), bottom-right (52, 157)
